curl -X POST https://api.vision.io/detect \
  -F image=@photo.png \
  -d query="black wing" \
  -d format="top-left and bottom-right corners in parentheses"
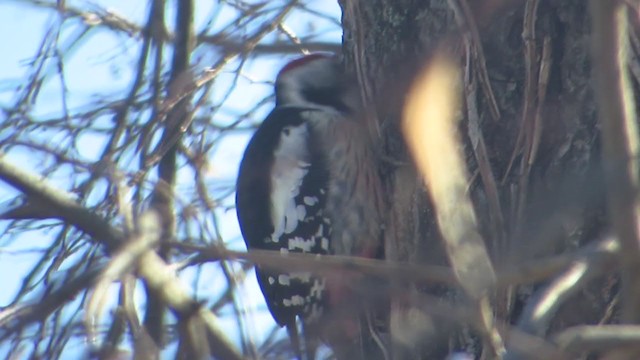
top-left (236, 107), bottom-right (330, 327)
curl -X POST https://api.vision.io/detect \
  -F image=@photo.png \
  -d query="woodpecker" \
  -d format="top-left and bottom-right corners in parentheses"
top-left (235, 53), bottom-right (383, 358)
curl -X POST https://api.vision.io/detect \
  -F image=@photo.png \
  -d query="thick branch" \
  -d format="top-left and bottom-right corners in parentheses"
top-left (554, 325), bottom-right (640, 355)
top-left (0, 154), bottom-right (123, 251)
top-left (590, 0), bottom-right (640, 323)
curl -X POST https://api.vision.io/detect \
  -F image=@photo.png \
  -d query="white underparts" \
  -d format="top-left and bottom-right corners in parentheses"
top-left (270, 124), bottom-right (310, 241)
top-left (268, 120), bottom-right (328, 316)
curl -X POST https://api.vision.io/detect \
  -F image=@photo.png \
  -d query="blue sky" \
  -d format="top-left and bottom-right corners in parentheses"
top-left (0, 0), bottom-right (341, 357)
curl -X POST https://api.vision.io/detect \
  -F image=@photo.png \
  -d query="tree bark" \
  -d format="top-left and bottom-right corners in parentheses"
top-left (341, 0), bottom-right (618, 358)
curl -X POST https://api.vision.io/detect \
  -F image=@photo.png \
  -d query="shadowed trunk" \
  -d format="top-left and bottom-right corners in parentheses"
top-left (341, 0), bottom-right (620, 358)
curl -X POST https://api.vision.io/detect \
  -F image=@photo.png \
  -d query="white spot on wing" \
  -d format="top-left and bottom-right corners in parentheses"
top-left (290, 272), bottom-right (311, 283)
top-left (278, 274), bottom-right (290, 285)
top-left (321, 238), bottom-right (329, 251)
top-left (304, 196), bottom-right (318, 206)
top-left (310, 278), bottom-right (325, 298)
top-left (289, 236), bottom-right (315, 252)
top-left (268, 277), bottom-right (275, 285)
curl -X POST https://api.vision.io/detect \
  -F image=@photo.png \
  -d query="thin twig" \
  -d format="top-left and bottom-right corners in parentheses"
top-left (506, 238), bottom-right (619, 359)
top-left (448, 0), bottom-right (501, 122)
top-left (0, 154), bottom-right (242, 360)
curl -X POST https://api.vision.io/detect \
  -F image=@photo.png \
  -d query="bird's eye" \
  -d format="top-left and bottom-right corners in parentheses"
top-left (283, 127), bottom-right (291, 136)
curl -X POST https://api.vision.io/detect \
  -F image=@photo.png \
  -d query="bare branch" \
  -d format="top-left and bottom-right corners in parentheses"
top-left (0, 154), bottom-right (242, 360)
top-left (554, 325), bottom-right (640, 355)
top-left (591, 0), bottom-right (640, 323)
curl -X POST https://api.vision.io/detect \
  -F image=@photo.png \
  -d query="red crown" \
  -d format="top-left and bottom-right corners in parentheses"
top-left (277, 53), bottom-right (335, 78)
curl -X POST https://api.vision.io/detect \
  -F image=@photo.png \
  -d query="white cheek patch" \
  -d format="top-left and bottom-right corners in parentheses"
top-left (270, 124), bottom-right (310, 240)
top-left (290, 295), bottom-right (305, 306)
top-left (308, 303), bottom-right (323, 320)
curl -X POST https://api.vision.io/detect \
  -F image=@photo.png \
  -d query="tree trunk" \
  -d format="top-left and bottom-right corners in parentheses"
top-left (341, 0), bottom-right (617, 358)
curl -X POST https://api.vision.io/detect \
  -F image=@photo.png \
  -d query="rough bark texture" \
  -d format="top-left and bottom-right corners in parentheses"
top-left (341, 0), bottom-right (616, 358)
